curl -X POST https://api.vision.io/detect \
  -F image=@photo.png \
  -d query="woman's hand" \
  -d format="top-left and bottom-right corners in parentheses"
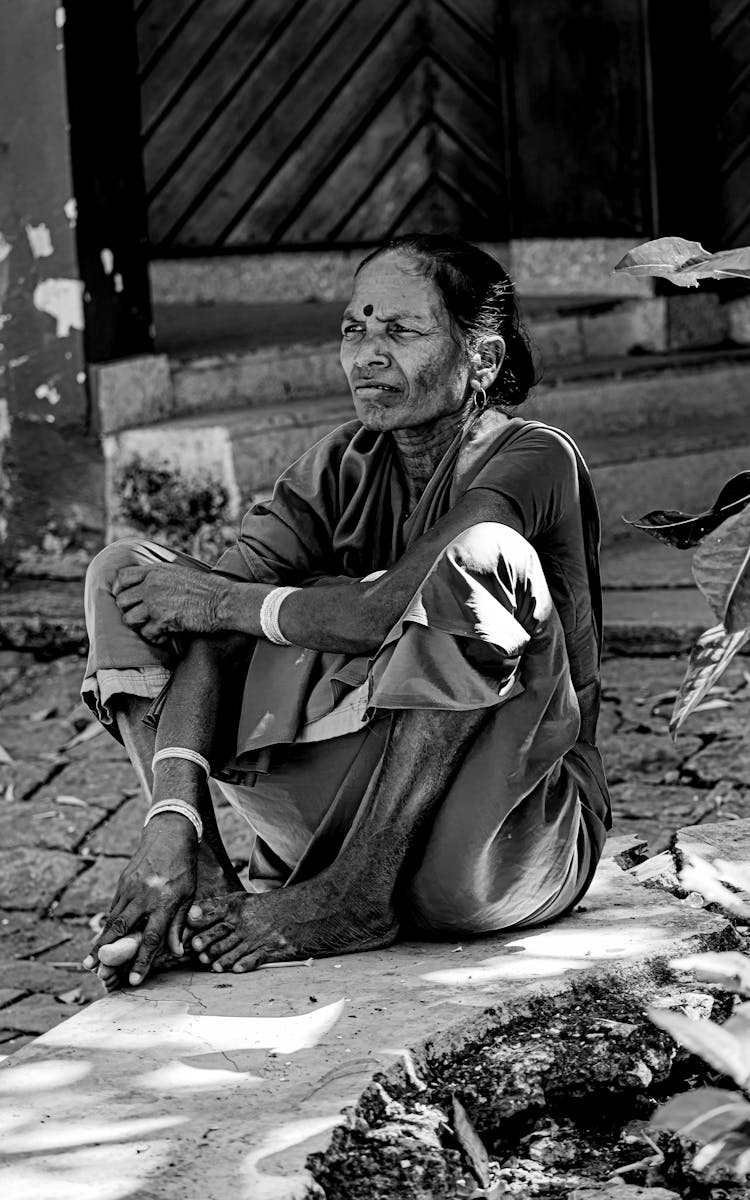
top-left (112, 565), bottom-right (230, 640)
top-left (84, 814), bottom-right (199, 986)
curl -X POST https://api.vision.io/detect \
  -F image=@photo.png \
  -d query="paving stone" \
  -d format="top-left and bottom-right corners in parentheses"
top-left (0, 758), bottom-right (62, 802)
top-left (35, 759), bottom-right (139, 810)
top-left (87, 794), bottom-right (144, 856)
top-left (600, 655), bottom-right (695, 694)
top-left (0, 847), bottom-right (82, 911)
top-left (0, 1034), bottom-right (33, 1052)
top-left (0, 795), bottom-right (107, 852)
top-left (4, 656), bottom-right (87, 719)
top-left (598, 731), bottom-right (702, 784)
top-left (0, 716), bottom-right (79, 760)
top-left (66, 730), bottom-right (130, 764)
top-left (1, 958), bottom-right (100, 997)
top-left (0, 993), bottom-right (75, 1034)
top-left (0, 989), bottom-right (27, 1009)
top-left (0, 913), bottom-right (75, 958)
top-left (684, 740), bottom-right (750, 786)
top-left (56, 856), bottom-right (130, 917)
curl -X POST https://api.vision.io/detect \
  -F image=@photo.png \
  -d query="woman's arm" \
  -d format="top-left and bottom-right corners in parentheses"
top-left (113, 488), bottom-right (521, 653)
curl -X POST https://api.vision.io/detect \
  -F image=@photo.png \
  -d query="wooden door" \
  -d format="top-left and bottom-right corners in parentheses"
top-left (708, 0), bottom-right (750, 247)
top-left (135, 0), bottom-right (511, 252)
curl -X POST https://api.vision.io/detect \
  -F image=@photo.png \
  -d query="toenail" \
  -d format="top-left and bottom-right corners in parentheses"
top-left (212, 962), bottom-right (223, 973)
top-left (193, 938), bottom-right (202, 949)
top-left (188, 905), bottom-right (202, 920)
top-left (128, 972), bottom-right (142, 986)
top-left (82, 955), bottom-right (96, 969)
top-left (199, 953), bottom-right (209, 963)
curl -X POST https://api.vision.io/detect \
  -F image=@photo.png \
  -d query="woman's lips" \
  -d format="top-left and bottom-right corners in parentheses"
top-left (354, 382), bottom-right (400, 393)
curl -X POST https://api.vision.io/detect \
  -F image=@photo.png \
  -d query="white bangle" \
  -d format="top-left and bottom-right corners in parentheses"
top-left (259, 586), bottom-right (300, 646)
top-left (144, 800), bottom-right (203, 841)
top-left (151, 747), bottom-right (211, 778)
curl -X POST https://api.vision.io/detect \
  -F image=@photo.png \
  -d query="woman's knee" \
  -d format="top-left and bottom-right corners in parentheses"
top-left (441, 521), bottom-right (542, 583)
top-left (85, 538), bottom-right (155, 598)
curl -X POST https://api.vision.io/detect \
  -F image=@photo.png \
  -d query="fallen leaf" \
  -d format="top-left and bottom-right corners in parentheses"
top-left (54, 795), bottom-right (88, 808)
top-left (31, 705), bottom-right (58, 722)
top-left (88, 911), bottom-right (106, 934)
top-left (669, 625), bottom-right (750, 738)
top-left (2, 783), bottom-right (15, 803)
top-left (452, 1095), bottom-right (491, 1188)
top-left (55, 987), bottom-right (82, 1005)
top-left (691, 697), bottom-right (733, 713)
top-left (0, 744), bottom-right (14, 765)
top-left (679, 853), bottom-right (750, 918)
top-left (63, 721), bottom-right (105, 750)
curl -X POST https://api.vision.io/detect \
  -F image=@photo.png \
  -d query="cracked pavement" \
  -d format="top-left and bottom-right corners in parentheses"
top-left (0, 647), bottom-right (748, 1056)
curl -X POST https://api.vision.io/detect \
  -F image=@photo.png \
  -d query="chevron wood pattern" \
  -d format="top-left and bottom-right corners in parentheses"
top-left (134, 0), bottom-right (509, 251)
top-left (709, 0), bottom-right (750, 247)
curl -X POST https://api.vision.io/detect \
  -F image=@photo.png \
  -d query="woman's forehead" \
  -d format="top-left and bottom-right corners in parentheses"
top-left (350, 253), bottom-right (444, 317)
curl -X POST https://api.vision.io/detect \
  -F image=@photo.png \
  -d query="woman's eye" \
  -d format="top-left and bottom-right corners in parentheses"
top-left (390, 325), bottom-right (418, 336)
top-left (341, 325), bottom-right (363, 338)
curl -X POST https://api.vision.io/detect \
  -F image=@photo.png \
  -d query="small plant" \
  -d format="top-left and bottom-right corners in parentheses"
top-left (114, 456), bottom-right (236, 560)
top-left (614, 236), bottom-right (750, 737)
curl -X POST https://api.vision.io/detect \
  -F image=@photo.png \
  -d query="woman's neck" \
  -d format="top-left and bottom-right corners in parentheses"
top-left (392, 401), bottom-right (472, 508)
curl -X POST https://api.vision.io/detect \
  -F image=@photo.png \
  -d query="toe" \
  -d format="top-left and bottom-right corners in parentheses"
top-left (188, 898), bottom-right (228, 927)
top-left (231, 953), bottom-right (263, 973)
top-left (207, 933), bottom-right (242, 962)
top-left (98, 934), bottom-right (142, 967)
top-left (214, 941), bottom-right (250, 970)
top-left (191, 920), bottom-right (235, 954)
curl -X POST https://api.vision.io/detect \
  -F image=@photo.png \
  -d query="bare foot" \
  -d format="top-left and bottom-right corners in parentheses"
top-left (186, 878), bottom-right (399, 973)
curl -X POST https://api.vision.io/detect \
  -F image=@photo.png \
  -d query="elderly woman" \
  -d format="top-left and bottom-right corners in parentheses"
top-left (81, 234), bottom-right (610, 988)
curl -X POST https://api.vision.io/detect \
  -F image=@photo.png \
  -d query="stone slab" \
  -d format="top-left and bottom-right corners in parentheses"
top-left (55, 856), bottom-right (131, 917)
top-left (0, 847), bottom-right (81, 911)
top-left (0, 856), bottom-right (730, 1200)
top-left (510, 237), bottom-right (655, 296)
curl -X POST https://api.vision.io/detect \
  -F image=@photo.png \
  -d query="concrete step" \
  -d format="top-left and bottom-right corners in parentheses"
top-left (93, 292), bottom-right (742, 436)
top-left (103, 357), bottom-right (750, 547)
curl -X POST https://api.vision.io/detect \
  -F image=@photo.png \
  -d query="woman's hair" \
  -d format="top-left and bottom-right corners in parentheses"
top-left (356, 234), bottom-right (538, 408)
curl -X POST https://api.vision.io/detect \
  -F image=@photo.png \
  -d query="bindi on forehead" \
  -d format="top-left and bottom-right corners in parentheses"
top-left (363, 304), bottom-right (373, 316)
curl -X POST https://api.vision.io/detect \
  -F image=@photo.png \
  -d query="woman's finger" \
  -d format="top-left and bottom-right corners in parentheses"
top-left (113, 586), bottom-right (145, 612)
top-left (112, 566), bottom-right (149, 596)
top-left (166, 901), bottom-right (191, 958)
top-left (122, 603), bottom-right (151, 628)
top-left (128, 909), bottom-right (172, 986)
top-left (87, 899), bottom-right (144, 961)
top-left (98, 933), bottom-right (142, 967)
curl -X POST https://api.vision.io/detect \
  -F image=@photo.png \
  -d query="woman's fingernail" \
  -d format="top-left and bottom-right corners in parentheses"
top-left (82, 955), bottom-right (96, 969)
top-left (193, 938), bottom-right (202, 950)
top-left (212, 962), bottom-right (223, 973)
top-left (188, 906), bottom-right (201, 921)
top-left (128, 972), bottom-right (142, 986)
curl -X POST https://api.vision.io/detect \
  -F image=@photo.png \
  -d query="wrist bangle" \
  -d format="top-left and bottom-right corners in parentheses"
top-left (144, 800), bottom-right (203, 841)
top-left (259, 586), bottom-right (300, 646)
top-left (152, 747), bottom-right (211, 778)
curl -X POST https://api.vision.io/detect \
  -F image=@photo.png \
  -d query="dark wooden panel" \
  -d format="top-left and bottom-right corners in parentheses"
top-left (508, 0), bottom-right (653, 237)
top-left (709, 0), bottom-right (750, 245)
top-left (136, 0), bottom-right (510, 250)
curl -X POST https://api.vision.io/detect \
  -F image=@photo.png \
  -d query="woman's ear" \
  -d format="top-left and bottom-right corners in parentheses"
top-left (471, 334), bottom-right (505, 392)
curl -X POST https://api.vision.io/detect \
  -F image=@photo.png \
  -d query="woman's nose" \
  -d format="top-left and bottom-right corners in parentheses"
top-left (354, 331), bottom-right (390, 367)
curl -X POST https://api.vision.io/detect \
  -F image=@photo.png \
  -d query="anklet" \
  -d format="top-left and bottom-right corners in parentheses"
top-left (152, 747), bottom-right (211, 778)
top-left (259, 586), bottom-right (300, 646)
top-left (144, 800), bottom-right (203, 841)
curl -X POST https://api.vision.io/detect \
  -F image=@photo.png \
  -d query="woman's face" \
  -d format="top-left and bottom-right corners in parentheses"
top-left (340, 251), bottom-right (471, 432)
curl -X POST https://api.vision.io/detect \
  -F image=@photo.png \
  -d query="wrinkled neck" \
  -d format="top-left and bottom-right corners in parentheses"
top-left (392, 401), bottom-right (471, 508)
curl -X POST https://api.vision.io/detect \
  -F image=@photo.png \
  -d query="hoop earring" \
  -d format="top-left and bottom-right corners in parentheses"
top-left (473, 386), bottom-right (487, 411)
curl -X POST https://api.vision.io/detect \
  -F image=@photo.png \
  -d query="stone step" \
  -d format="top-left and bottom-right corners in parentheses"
top-left (103, 358), bottom-right (750, 547)
top-left (93, 292), bottom-right (743, 436)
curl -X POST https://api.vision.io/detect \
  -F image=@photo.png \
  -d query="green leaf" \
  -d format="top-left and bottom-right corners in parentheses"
top-left (669, 625), bottom-right (750, 737)
top-left (614, 237), bottom-right (750, 286)
top-left (623, 472), bottom-right (750, 549)
top-left (647, 1005), bottom-right (750, 1087)
top-left (671, 952), bottom-right (750, 996)
top-left (652, 1086), bottom-right (750, 1142)
top-left (692, 503), bottom-right (750, 632)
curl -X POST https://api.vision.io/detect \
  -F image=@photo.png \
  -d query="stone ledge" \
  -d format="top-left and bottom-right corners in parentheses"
top-left (0, 846), bottom-right (735, 1199)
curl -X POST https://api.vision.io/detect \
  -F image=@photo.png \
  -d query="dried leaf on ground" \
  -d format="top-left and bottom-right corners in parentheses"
top-left (647, 1005), bottom-right (750, 1087)
top-left (54, 795), bottom-right (88, 808)
top-left (692, 504), bottom-right (750, 632)
top-left (0, 744), bottom-right (14, 765)
top-left (55, 987), bottom-right (82, 1005)
top-left (652, 1086), bottom-right (750, 1142)
top-left (452, 1095), bottom-right (491, 1187)
top-left (63, 721), bottom-right (105, 750)
top-left (614, 237), bottom-right (750, 286)
top-left (670, 952), bottom-right (750, 995)
top-left (692, 1129), bottom-right (750, 1179)
top-left (31, 705), bottom-right (58, 722)
top-left (670, 625), bottom-right (750, 738)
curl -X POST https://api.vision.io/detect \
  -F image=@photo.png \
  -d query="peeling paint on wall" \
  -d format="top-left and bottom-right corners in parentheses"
top-left (100, 248), bottom-right (114, 275)
top-left (32, 277), bottom-right (84, 336)
top-left (55, 6), bottom-right (66, 27)
top-left (25, 223), bottom-right (54, 258)
top-left (35, 382), bottom-right (62, 405)
top-left (63, 198), bottom-right (77, 227)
